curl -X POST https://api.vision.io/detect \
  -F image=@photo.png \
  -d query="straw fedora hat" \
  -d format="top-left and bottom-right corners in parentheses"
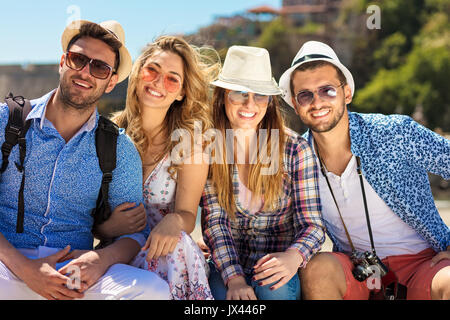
top-left (211, 45), bottom-right (282, 96)
top-left (279, 41), bottom-right (355, 108)
top-left (61, 20), bottom-right (132, 83)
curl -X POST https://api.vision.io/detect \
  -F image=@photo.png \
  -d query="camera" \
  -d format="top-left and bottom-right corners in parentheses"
top-left (350, 251), bottom-right (389, 282)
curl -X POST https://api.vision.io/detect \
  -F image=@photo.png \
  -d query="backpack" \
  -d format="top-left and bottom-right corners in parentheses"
top-left (0, 93), bottom-right (118, 233)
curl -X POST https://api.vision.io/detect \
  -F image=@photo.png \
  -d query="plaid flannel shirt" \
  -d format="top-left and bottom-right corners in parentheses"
top-left (201, 128), bottom-right (325, 284)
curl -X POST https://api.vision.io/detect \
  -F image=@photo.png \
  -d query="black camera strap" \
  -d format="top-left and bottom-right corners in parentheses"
top-left (314, 142), bottom-right (407, 300)
top-left (355, 156), bottom-right (377, 255)
top-left (314, 143), bottom-right (376, 255)
top-left (318, 158), bottom-right (357, 253)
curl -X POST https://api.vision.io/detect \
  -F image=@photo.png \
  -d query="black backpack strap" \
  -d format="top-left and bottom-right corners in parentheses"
top-left (92, 115), bottom-right (119, 228)
top-left (1, 93), bottom-right (32, 233)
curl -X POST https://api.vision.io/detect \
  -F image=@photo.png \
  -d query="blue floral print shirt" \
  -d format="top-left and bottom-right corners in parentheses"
top-left (303, 111), bottom-right (450, 253)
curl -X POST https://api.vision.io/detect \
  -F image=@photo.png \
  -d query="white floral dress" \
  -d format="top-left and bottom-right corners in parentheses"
top-left (131, 154), bottom-right (213, 300)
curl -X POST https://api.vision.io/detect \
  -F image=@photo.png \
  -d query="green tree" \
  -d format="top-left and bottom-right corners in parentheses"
top-left (353, 12), bottom-right (450, 130)
top-left (373, 32), bottom-right (408, 70)
top-left (254, 17), bottom-right (295, 79)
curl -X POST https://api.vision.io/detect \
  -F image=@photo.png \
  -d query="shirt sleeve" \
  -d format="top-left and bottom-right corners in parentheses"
top-left (109, 131), bottom-right (149, 247)
top-left (401, 116), bottom-right (450, 179)
top-left (0, 103), bottom-right (9, 142)
top-left (201, 180), bottom-right (245, 284)
top-left (288, 138), bottom-right (326, 267)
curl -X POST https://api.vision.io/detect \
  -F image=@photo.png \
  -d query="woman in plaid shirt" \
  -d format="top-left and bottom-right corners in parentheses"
top-left (201, 46), bottom-right (325, 300)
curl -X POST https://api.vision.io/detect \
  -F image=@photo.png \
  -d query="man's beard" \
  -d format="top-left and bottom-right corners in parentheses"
top-left (59, 75), bottom-right (106, 111)
top-left (309, 101), bottom-right (346, 133)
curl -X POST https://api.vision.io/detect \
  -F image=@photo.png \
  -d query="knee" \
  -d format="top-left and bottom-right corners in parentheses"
top-left (300, 252), bottom-right (340, 284)
top-left (132, 272), bottom-right (171, 300)
top-left (300, 253), bottom-right (349, 299)
top-left (432, 266), bottom-right (450, 300)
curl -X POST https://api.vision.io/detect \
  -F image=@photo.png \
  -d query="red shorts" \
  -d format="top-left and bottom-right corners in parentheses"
top-left (331, 248), bottom-right (450, 300)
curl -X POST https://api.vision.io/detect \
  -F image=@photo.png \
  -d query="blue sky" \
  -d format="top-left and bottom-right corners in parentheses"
top-left (0, 0), bottom-right (281, 64)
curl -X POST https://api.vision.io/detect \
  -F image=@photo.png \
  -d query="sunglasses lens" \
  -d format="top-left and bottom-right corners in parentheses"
top-left (296, 91), bottom-right (314, 106)
top-left (142, 66), bottom-right (181, 93)
top-left (318, 86), bottom-right (337, 99)
top-left (90, 59), bottom-right (112, 79)
top-left (254, 94), bottom-right (271, 107)
top-left (164, 75), bottom-right (182, 93)
top-left (296, 85), bottom-right (341, 107)
top-left (142, 67), bottom-right (159, 82)
top-left (228, 91), bottom-right (272, 107)
top-left (66, 52), bottom-right (88, 71)
top-left (66, 52), bottom-right (112, 79)
top-left (228, 91), bottom-right (248, 105)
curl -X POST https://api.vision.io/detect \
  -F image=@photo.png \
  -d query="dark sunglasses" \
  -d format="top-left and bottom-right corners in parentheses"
top-left (295, 83), bottom-right (344, 107)
top-left (65, 51), bottom-right (115, 80)
top-left (227, 91), bottom-right (272, 108)
top-left (141, 65), bottom-right (182, 93)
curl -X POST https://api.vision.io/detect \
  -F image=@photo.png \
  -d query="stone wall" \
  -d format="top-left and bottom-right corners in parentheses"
top-left (0, 64), bottom-right (128, 115)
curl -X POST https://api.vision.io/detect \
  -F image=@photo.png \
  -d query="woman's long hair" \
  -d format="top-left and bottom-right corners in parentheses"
top-left (112, 36), bottom-right (220, 177)
top-left (209, 87), bottom-right (286, 219)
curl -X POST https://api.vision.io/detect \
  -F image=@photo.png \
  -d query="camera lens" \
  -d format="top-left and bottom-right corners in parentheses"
top-left (352, 265), bottom-right (369, 282)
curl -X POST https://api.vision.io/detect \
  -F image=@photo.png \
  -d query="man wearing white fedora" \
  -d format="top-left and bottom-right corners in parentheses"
top-left (279, 41), bottom-right (450, 300)
top-left (0, 20), bottom-right (169, 299)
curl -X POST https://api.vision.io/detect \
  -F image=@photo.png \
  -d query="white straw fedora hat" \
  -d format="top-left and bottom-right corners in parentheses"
top-left (61, 20), bottom-right (132, 83)
top-left (279, 41), bottom-right (354, 108)
top-left (211, 45), bottom-right (282, 95)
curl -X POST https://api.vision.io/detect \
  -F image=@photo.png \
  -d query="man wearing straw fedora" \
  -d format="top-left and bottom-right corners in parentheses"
top-left (279, 41), bottom-right (450, 300)
top-left (0, 20), bottom-right (169, 299)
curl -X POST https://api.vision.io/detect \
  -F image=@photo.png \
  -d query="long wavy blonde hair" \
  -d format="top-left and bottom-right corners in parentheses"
top-left (209, 87), bottom-right (286, 219)
top-left (112, 36), bottom-right (220, 177)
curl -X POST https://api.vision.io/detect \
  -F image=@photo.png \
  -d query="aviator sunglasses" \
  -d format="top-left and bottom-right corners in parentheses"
top-left (65, 51), bottom-right (115, 80)
top-left (295, 83), bottom-right (344, 107)
top-left (227, 91), bottom-right (272, 108)
top-left (141, 65), bottom-right (182, 93)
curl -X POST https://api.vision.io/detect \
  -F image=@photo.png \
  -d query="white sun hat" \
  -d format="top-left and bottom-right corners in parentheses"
top-left (61, 20), bottom-right (132, 83)
top-left (279, 41), bottom-right (355, 108)
top-left (211, 45), bottom-right (282, 96)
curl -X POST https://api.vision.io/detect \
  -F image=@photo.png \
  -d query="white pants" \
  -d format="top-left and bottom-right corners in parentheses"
top-left (0, 247), bottom-right (170, 300)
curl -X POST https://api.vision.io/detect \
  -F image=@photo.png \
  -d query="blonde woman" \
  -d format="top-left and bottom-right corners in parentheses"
top-left (98, 36), bottom-right (218, 300)
top-left (201, 46), bottom-right (325, 300)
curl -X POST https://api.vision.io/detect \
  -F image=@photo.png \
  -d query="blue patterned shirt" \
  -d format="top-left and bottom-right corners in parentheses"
top-left (303, 111), bottom-right (450, 252)
top-left (0, 90), bottom-right (148, 250)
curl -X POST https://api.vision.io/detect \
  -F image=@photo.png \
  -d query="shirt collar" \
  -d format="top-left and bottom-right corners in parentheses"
top-left (26, 89), bottom-right (98, 134)
top-left (311, 133), bottom-right (357, 179)
top-left (347, 111), bottom-right (367, 157)
top-left (26, 89), bottom-right (55, 125)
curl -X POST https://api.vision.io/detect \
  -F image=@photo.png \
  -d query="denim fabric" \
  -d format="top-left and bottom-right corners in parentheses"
top-left (208, 260), bottom-right (301, 300)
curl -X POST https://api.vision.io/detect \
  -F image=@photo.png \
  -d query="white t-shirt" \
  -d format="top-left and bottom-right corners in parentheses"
top-left (312, 141), bottom-right (430, 259)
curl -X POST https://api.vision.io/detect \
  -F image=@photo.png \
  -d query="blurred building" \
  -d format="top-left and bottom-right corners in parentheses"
top-left (0, 64), bottom-right (127, 115)
top-left (0, 64), bottom-right (59, 100)
top-left (246, 5), bottom-right (280, 21)
top-left (281, 0), bottom-right (342, 25)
